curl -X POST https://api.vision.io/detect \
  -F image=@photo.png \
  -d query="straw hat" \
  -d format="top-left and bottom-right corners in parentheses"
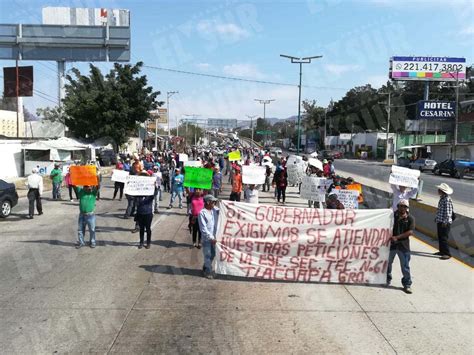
top-left (436, 183), bottom-right (453, 195)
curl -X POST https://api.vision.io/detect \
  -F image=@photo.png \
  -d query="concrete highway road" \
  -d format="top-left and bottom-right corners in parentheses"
top-left (334, 159), bottom-right (474, 207)
top-left (0, 177), bottom-right (472, 353)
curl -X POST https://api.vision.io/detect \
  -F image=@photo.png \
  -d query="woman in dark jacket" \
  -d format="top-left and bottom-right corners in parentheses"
top-left (272, 162), bottom-right (288, 204)
top-left (135, 195), bottom-right (154, 249)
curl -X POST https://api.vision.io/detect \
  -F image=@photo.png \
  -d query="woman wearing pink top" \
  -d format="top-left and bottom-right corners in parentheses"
top-left (65, 170), bottom-right (77, 202)
top-left (190, 189), bottom-right (204, 248)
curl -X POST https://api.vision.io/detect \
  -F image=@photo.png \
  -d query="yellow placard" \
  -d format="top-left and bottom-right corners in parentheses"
top-left (228, 150), bottom-right (241, 161)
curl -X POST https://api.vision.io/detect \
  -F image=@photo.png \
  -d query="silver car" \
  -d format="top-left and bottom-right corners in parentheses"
top-left (409, 158), bottom-right (437, 172)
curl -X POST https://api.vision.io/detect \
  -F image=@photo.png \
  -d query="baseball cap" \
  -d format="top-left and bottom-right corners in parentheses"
top-left (204, 194), bottom-right (218, 203)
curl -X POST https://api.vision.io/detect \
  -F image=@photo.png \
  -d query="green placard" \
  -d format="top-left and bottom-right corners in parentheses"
top-left (184, 167), bottom-right (213, 189)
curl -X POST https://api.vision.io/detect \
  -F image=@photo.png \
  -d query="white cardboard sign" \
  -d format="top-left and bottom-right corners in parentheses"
top-left (333, 189), bottom-right (359, 209)
top-left (389, 165), bottom-right (420, 188)
top-left (111, 169), bottom-right (129, 183)
top-left (242, 165), bottom-right (266, 185)
top-left (184, 160), bottom-right (202, 167)
top-left (287, 163), bottom-right (305, 185)
top-left (179, 153), bottom-right (189, 162)
top-left (300, 176), bottom-right (326, 202)
top-left (124, 175), bottom-right (156, 196)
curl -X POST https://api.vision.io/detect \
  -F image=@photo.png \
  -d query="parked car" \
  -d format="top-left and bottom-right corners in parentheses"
top-left (409, 158), bottom-right (437, 172)
top-left (98, 149), bottom-right (117, 166)
top-left (319, 150), bottom-right (343, 160)
top-left (0, 179), bottom-right (19, 218)
top-left (433, 159), bottom-right (474, 179)
top-left (396, 156), bottom-right (411, 168)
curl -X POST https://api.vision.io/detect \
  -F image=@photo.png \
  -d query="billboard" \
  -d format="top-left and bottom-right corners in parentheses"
top-left (207, 118), bottom-right (238, 129)
top-left (150, 108), bottom-right (168, 124)
top-left (417, 101), bottom-right (456, 120)
top-left (3, 66), bottom-right (33, 97)
top-left (390, 57), bottom-right (466, 82)
top-left (42, 7), bottom-right (130, 27)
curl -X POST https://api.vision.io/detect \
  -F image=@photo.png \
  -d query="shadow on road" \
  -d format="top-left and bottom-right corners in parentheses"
top-left (20, 239), bottom-right (137, 247)
top-left (411, 251), bottom-right (442, 259)
top-left (152, 240), bottom-right (192, 249)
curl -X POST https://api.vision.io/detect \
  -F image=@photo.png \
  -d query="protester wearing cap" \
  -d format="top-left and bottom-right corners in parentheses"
top-left (198, 194), bottom-right (220, 279)
top-left (386, 199), bottom-right (414, 293)
top-left (212, 167), bottom-right (223, 198)
top-left (326, 192), bottom-right (344, 210)
top-left (50, 163), bottom-right (63, 200)
top-left (26, 168), bottom-right (43, 219)
top-left (435, 183), bottom-right (454, 260)
top-left (168, 168), bottom-right (184, 209)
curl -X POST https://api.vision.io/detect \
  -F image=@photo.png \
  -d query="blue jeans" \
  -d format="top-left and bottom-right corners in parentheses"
top-left (78, 213), bottom-right (96, 246)
top-left (169, 190), bottom-right (183, 208)
top-left (387, 249), bottom-right (412, 287)
top-left (202, 240), bottom-right (216, 273)
top-left (52, 182), bottom-right (62, 199)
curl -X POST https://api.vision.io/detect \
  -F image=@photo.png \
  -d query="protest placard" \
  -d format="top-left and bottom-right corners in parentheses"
top-left (287, 155), bottom-right (303, 165)
top-left (69, 165), bottom-right (98, 186)
top-left (333, 189), bottom-right (359, 209)
top-left (242, 165), bottom-right (266, 185)
top-left (184, 160), bottom-right (202, 167)
top-left (215, 201), bottom-right (392, 284)
top-left (308, 158), bottom-right (323, 170)
top-left (300, 176), bottom-right (326, 202)
top-left (111, 169), bottom-right (129, 183)
top-left (179, 153), bottom-right (188, 162)
top-left (62, 165), bottom-right (70, 175)
top-left (228, 150), bottom-right (241, 161)
top-left (183, 167), bottom-right (213, 189)
top-left (389, 165), bottom-right (420, 188)
top-left (124, 175), bottom-right (156, 196)
top-left (287, 163), bottom-right (305, 185)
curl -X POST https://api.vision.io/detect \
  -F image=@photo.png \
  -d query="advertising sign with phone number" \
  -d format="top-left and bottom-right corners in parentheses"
top-left (390, 56), bottom-right (466, 82)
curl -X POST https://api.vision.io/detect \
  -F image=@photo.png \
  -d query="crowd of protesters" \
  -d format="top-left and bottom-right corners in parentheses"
top-left (24, 143), bottom-right (456, 285)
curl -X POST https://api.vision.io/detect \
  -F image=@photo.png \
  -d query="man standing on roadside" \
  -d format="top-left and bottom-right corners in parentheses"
top-left (387, 199), bottom-right (415, 294)
top-left (50, 163), bottom-right (63, 200)
top-left (75, 185), bottom-right (98, 249)
top-left (26, 168), bottom-right (43, 219)
top-left (434, 183), bottom-right (454, 260)
top-left (198, 194), bottom-right (219, 279)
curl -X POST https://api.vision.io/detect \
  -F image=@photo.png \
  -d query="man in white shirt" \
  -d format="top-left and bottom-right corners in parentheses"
top-left (391, 184), bottom-right (418, 212)
top-left (26, 168), bottom-right (43, 219)
top-left (198, 194), bottom-right (220, 279)
top-left (244, 184), bottom-right (259, 204)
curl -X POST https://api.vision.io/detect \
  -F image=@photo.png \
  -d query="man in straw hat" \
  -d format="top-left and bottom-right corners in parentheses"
top-left (434, 183), bottom-right (454, 260)
top-left (387, 199), bottom-right (415, 294)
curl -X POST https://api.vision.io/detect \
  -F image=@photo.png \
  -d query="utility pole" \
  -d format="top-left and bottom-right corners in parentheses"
top-left (442, 69), bottom-right (462, 159)
top-left (280, 54), bottom-right (323, 155)
top-left (246, 114), bottom-right (257, 145)
top-left (254, 99), bottom-right (274, 146)
top-left (167, 91), bottom-right (178, 136)
top-left (378, 91), bottom-right (392, 161)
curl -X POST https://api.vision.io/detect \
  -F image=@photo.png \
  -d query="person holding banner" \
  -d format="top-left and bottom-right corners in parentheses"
top-left (168, 168), bottom-right (184, 209)
top-left (113, 165), bottom-right (126, 201)
top-left (198, 194), bottom-right (219, 279)
top-left (387, 199), bottom-right (415, 294)
top-left (190, 189), bottom-right (204, 248)
top-left (75, 185), bottom-right (98, 249)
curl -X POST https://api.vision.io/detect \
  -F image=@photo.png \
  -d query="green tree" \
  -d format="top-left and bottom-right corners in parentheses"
top-left (254, 117), bottom-right (271, 142)
top-left (36, 105), bottom-right (67, 124)
top-left (302, 100), bottom-right (326, 130)
top-left (62, 62), bottom-right (162, 148)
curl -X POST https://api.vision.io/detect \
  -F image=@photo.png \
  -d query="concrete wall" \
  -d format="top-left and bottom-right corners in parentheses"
top-left (361, 183), bottom-right (473, 256)
top-left (0, 140), bottom-right (23, 178)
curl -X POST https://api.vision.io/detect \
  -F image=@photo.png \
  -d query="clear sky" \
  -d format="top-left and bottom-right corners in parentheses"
top-left (1, 0), bottom-right (473, 125)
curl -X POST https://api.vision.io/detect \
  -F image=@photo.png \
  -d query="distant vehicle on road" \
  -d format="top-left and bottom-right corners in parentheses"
top-left (98, 149), bottom-right (117, 166)
top-left (288, 147), bottom-right (297, 152)
top-left (409, 158), bottom-right (437, 172)
top-left (319, 150), bottom-right (343, 160)
top-left (0, 179), bottom-right (18, 218)
top-left (396, 156), bottom-right (411, 168)
top-left (433, 159), bottom-right (474, 179)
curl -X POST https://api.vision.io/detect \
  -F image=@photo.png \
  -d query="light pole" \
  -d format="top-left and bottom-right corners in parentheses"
top-left (280, 54), bottom-right (323, 155)
top-left (167, 91), bottom-right (178, 136)
top-left (255, 99), bottom-right (274, 145)
top-left (442, 70), bottom-right (462, 159)
top-left (378, 92), bottom-right (392, 161)
top-left (246, 114), bottom-right (257, 145)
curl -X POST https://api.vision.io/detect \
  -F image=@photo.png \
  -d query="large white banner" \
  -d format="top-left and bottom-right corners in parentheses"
top-left (333, 189), bottom-right (359, 209)
top-left (242, 165), bottom-right (266, 185)
top-left (124, 175), bottom-right (156, 196)
top-left (300, 176), bottom-right (326, 202)
top-left (287, 163), bottom-right (305, 185)
top-left (389, 165), bottom-right (420, 188)
top-left (111, 169), bottom-right (129, 183)
top-left (216, 201), bottom-right (393, 284)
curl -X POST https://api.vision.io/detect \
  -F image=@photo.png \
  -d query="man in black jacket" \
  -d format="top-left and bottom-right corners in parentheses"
top-left (387, 199), bottom-right (415, 294)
